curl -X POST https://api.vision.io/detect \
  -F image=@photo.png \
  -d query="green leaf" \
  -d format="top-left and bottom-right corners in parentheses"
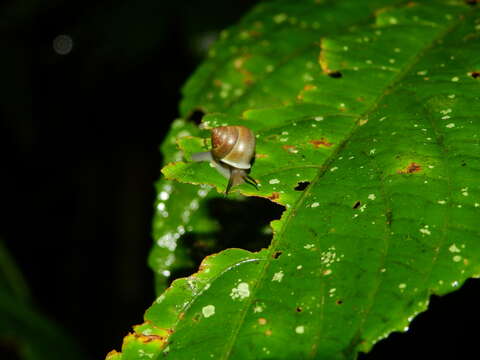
top-left (112, 0), bottom-right (480, 359)
top-left (149, 119), bottom-right (219, 292)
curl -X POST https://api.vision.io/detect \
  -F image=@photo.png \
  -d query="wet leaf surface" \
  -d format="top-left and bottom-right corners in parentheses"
top-left (112, 1), bottom-right (480, 359)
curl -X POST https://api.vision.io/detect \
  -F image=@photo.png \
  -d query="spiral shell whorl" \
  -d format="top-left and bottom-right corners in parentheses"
top-left (211, 126), bottom-right (255, 170)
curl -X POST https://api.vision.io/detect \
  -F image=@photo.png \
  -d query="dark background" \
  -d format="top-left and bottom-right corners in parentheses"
top-left (1, 1), bottom-right (478, 359)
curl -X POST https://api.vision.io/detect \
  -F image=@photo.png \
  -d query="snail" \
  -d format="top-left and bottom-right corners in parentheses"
top-left (192, 125), bottom-right (258, 194)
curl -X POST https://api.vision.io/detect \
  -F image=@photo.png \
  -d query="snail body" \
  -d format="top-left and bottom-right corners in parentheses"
top-left (192, 125), bottom-right (257, 194)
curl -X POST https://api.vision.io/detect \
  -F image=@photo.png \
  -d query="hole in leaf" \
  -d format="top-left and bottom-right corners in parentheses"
top-left (465, 0), bottom-right (477, 5)
top-left (353, 201), bottom-right (361, 209)
top-left (294, 181), bottom-right (310, 191)
top-left (273, 251), bottom-right (283, 259)
top-left (328, 70), bottom-right (343, 78)
top-left (296, 306), bottom-right (303, 312)
top-left (469, 71), bottom-right (480, 79)
top-left (336, 299), bottom-right (343, 305)
top-left (461, 161), bottom-right (467, 167)
top-left (169, 197), bottom-right (285, 283)
top-left (187, 109), bottom-right (205, 125)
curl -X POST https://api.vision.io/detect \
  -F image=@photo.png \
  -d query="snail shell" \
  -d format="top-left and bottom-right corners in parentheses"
top-left (211, 126), bottom-right (255, 169)
top-left (191, 125), bottom-right (257, 193)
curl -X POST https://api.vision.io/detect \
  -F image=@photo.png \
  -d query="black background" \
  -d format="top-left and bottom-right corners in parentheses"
top-left (1, 1), bottom-right (478, 359)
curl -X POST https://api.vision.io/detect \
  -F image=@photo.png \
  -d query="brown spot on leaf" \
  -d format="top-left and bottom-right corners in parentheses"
top-left (265, 329), bottom-right (272, 336)
top-left (282, 145), bottom-right (298, 154)
top-left (318, 39), bottom-right (330, 73)
top-left (359, 119), bottom-right (368, 126)
top-left (268, 192), bottom-right (280, 201)
top-left (139, 335), bottom-right (165, 343)
top-left (233, 55), bottom-right (254, 84)
top-left (255, 153), bottom-right (268, 159)
top-left (398, 162), bottom-right (422, 174)
top-left (298, 84), bottom-right (317, 99)
top-left (309, 138), bottom-right (333, 148)
top-left (356, 96), bottom-right (365, 102)
top-left (213, 79), bottom-right (222, 87)
top-left (258, 318), bottom-right (267, 325)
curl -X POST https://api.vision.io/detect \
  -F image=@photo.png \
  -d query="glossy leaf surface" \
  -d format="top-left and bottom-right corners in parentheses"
top-left (112, 0), bottom-right (480, 359)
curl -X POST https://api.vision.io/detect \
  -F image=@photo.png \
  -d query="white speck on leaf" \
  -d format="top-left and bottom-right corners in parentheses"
top-left (449, 244), bottom-right (461, 253)
top-left (311, 202), bottom-right (320, 208)
top-left (328, 288), bottom-right (336, 297)
top-left (159, 191), bottom-right (169, 201)
top-left (445, 123), bottom-right (455, 128)
top-left (368, 194), bottom-right (376, 200)
top-left (320, 246), bottom-right (342, 267)
top-left (202, 305), bottom-right (215, 318)
top-left (295, 326), bottom-right (305, 334)
top-left (269, 178), bottom-right (280, 185)
top-left (419, 225), bottom-right (431, 236)
top-left (272, 271), bottom-right (284, 282)
top-left (230, 282), bottom-right (250, 300)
